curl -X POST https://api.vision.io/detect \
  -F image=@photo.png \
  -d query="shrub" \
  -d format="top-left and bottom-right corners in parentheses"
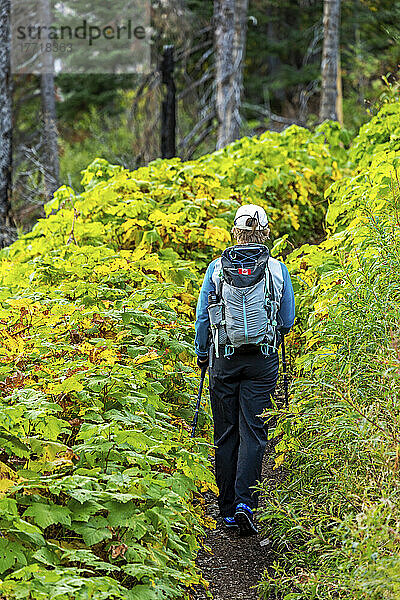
top-left (257, 101), bottom-right (400, 600)
top-left (0, 118), bottom-right (349, 598)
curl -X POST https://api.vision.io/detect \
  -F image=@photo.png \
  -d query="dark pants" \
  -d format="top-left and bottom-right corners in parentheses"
top-left (209, 349), bottom-right (279, 517)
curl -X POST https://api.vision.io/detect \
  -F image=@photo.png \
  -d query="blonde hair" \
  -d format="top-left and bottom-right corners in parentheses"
top-left (231, 226), bottom-right (270, 245)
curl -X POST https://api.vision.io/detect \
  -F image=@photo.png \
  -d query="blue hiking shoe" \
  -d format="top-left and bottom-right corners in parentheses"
top-left (222, 516), bottom-right (238, 529)
top-left (234, 503), bottom-right (258, 536)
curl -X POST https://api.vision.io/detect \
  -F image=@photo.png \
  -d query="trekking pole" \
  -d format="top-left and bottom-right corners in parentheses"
top-left (191, 364), bottom-right (207, 438)
top-left (281, 335), bottom-right (289, 408)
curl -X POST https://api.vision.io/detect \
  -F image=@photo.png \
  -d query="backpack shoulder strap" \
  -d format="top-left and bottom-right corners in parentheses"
top-left (211, 257), bottom-right (223, 296)
top-left (266, 257), bottom-right (285, 303)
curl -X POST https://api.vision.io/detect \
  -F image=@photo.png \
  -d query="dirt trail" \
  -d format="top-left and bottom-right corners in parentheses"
top-left (192, 439), bottom-right (277, 600)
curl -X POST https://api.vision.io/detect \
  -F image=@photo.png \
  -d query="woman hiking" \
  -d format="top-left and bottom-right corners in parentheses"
top-left (195, 204), bottom-right (295, 536)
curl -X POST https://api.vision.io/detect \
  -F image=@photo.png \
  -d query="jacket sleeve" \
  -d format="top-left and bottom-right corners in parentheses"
top-left (194, 260), bottom-right (217, 358)
top-left (277, 262), bottom-right (295, 335)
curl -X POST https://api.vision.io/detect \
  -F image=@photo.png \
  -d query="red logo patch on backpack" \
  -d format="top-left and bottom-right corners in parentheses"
top-left (238, 268), bottom-right (251, 275)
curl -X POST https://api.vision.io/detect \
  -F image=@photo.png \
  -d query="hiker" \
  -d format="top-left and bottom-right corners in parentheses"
top-left (194, 204), bottom-right (295, 536)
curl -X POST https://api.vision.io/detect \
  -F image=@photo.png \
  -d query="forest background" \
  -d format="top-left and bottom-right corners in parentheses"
top-left (1, 0), bottom-right (399, 238)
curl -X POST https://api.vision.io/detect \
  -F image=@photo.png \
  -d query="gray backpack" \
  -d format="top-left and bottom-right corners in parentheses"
top-left (208, 245), bottom-right (284, 358)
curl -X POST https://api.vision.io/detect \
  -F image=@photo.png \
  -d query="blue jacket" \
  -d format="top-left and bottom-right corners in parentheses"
top-left (195, 254), bottom-right (295, 359)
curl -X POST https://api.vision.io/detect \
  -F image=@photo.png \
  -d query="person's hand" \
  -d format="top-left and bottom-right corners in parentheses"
top-left (197, 356), bottom-right (209, 369)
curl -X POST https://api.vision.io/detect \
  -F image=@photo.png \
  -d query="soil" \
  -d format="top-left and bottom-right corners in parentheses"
top-left (192, 438), bottom-right (278, 600)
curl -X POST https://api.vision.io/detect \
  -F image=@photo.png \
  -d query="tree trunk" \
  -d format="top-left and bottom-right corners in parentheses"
top-left (336, 54), bottom-right (343, 125)
top-left (40, 0), bottom-right (59, 201)
top-left (41, 72), bottom-right (60, 199)
top-left (231, 0), bottom-right (248, 137)
top-left (0, 0), bottom-right (14, 247)
top-left (214, 0), bottom-right (248, 150)
top-left (266, 5), bottom-right (286, 106)
top-left (161, 45), bottom-right (176, 159)
top-left (319, 0), bottom-right (341, 122)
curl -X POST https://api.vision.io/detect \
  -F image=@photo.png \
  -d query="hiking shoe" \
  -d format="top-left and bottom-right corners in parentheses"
top-left (234, 503), bottom-right (258, 536)
top-left (222, 516), bottom-right (238, 529)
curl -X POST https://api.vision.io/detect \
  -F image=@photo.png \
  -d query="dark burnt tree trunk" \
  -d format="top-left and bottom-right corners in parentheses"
top-left (161, 45), bottom-right (176, 159)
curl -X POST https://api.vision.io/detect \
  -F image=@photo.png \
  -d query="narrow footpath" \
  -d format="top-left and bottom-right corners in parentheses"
top-left (192, 439), bottom-right (278, 600)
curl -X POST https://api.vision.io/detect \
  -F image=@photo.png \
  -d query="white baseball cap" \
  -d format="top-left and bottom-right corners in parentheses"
top-left (233, 204), bottom-right (269, 230)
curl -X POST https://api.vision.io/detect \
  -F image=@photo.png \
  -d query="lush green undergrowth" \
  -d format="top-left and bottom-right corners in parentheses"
top-left (3, 95), bottom-right (396, 599)
top-left (0, 258), bottom-right (216, 599)
top-left (0, 123), bottom-right (344, 598)
top-left (258, 101), bottom-right (400, 599)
